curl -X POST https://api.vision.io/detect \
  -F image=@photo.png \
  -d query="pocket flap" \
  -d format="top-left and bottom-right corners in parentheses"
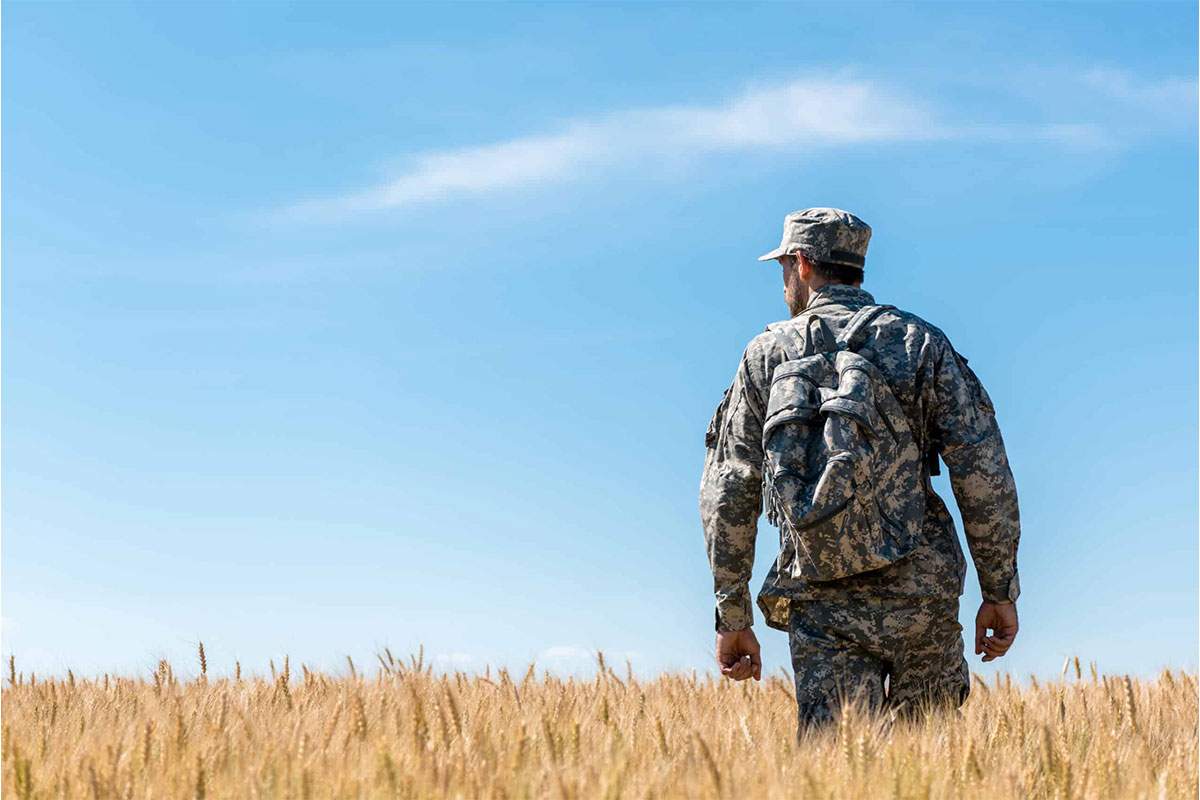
top-left (822, 356), bottom-right (883, 433)
top-left (819, 397), bottom-right (878, 431)
top-left (764, 357), bottom-right (830, 435)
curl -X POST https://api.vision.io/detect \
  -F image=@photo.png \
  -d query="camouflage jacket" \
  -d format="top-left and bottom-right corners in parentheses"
top-left (700, 285), bottom-right (1021, 631)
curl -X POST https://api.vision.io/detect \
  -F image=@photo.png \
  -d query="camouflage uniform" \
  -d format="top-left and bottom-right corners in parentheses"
top-left (701, 209), bottom-right (1020, 728)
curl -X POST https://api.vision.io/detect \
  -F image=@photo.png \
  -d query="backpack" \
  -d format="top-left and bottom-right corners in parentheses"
top-left (761, 304), bottom-right (926, 583)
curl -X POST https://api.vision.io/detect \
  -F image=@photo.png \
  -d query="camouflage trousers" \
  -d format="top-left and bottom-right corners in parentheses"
top-left (788, 596), bottom-right (969, 730)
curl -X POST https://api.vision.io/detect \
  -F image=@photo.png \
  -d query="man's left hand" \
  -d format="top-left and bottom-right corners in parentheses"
top-left (975, 601), bottom-right (1019, 662)
top-left (716, 628), bottom-right (762, 681)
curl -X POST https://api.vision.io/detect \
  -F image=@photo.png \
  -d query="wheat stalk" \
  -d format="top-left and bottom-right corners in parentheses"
top-left (0, 651), bottom-right (1194, 799)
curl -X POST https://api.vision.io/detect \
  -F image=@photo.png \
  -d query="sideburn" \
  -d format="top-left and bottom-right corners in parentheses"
top-left (784, 265), bottom-right (807, 317)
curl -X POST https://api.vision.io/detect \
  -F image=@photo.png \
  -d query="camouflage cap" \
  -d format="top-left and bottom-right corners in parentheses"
top-left (757, 208), bottom-right (872, 269)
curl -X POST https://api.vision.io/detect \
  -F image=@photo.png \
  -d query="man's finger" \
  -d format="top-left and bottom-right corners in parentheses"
top-left (974, 622), bottom-right (986, 655)
top-left (737, 655), bottom-right (754, 680)
top-left (719, 654), bottom-right (742, 672)
top-left (750, 651), bottom-right (762, 681)
top-left (721, 655), bottom-right (751, 680)
top-left (983, 642), bottom-right (1012, 655)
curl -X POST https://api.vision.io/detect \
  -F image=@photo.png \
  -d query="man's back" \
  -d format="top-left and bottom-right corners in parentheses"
top-left (703, 282), bottom-right (1020, 627)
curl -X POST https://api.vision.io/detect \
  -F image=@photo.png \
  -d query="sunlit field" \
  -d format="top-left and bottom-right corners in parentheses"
top-left (2, 649), bottom-right (1196, 799)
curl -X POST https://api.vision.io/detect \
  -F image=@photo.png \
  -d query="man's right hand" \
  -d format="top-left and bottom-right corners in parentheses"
top-left (975, 601), bottom-right (1019, 662)
top-left (716, 628), bottom-right (762, 681)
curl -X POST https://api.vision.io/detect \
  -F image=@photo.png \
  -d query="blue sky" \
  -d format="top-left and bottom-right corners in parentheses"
top-left (3, 2), bottom-right (1196, 682)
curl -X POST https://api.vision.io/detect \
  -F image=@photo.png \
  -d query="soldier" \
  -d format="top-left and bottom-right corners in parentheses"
top-left (700, 208), bottom-right (1020, 729)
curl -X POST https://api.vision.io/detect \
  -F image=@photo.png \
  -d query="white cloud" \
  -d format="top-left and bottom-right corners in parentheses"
top-left (278, 77), bottom-right (944, 221)
top-left (1081, 68), bottom-right (1198, 120)
top-left (537, 645), bottom-right (594, 664)
top-left (432, 651), bottom-right (474, 667)
top-left (276, 70), bottom-right (1188, 222)
top-left (532, 645), bottom-right (648, 677)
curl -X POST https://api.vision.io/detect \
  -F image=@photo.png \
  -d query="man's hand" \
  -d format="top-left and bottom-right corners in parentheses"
top-left (716, 628), bottom-right (762, 681)
top-left (975, 601), bottom-right (1018, 662)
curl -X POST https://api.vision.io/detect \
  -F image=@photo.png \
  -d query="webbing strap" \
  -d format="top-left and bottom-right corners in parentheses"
top-left (768, 324), bottom-right (805, 362)
top-left (804, 315), bottom-right (835, 355)
top-left (836, 304), bottom-right (894, 352)
top-left (768, 303), bottom-right (894, 361)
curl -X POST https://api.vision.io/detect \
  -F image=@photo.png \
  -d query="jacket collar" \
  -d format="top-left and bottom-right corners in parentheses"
top-left (801, 284), bottom-right (875, 314)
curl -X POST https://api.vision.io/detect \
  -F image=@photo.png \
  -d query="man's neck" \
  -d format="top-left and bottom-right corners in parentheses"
top-left (796, 282), bottom-right (871, 315)
top-left (806, 278), bottom-right (861, 294)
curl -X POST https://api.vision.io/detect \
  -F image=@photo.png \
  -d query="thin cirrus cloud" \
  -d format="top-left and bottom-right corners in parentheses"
top-left (276, 72), bottom-right (1180, 222)
top-left (277, 77), bottom-right (948, 221)
top-left (1080, 67), bottom-right (1197, 120)
top-left (535, 645), bottom-right (642, 676)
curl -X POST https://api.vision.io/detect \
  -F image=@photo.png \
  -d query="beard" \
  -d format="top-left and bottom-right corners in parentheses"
top-left (786, 287), bottom-right (807, 317)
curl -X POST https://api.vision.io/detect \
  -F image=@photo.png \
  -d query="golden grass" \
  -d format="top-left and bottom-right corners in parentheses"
top-left (2, 649), bottom-right (1196, 799)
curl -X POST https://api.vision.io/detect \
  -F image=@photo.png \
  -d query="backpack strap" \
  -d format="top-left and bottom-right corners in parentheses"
top-left (836, 304), bottom-right (895, 352)
top-left (767, 314), bottom-right (837, 361)
top-left (766, 322), bottom-right (803, 361)
top-left (804, 315), bottom-right (836, 355)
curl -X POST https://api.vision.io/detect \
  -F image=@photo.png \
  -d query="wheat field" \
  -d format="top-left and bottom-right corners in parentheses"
top-left (1, 648), bottom-right (1196, 799)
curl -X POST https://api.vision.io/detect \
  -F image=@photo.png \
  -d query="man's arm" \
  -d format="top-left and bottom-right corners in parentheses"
top-left (700, 347), bottom-right (766, 632)
top-left (929, 337), bottom-right (1021, 659)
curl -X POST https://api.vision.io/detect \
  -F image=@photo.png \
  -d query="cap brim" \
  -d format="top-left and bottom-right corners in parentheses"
top-left (757, 246), bottom-right (788, 262)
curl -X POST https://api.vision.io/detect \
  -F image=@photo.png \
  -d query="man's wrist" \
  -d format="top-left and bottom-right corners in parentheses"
top-left (714, 591), bottom-right (755, 632)
top-left (980, 571), bottom-right (1020, 604)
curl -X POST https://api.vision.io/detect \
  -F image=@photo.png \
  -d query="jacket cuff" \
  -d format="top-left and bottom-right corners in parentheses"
top-left (981, 571), bottom-right (1020, 604)
top-left (715, 591), bottom-right (755, 631)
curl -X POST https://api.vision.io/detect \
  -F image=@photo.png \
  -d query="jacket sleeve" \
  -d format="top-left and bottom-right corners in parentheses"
top-left (929, 338), bottom-right (1022, 603)
top-left (700, 346), bottom-right (767, 631)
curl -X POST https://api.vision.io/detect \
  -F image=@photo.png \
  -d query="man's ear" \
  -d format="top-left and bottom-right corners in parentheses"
top-left (797, 253), bottom-right (814, 282)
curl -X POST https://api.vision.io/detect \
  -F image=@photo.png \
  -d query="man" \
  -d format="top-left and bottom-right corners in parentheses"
top-left (700, 208), bottom-right (1020, 728)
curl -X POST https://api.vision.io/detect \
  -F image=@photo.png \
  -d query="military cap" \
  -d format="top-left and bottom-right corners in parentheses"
top-left (757, 207), bottom-right (872, 269)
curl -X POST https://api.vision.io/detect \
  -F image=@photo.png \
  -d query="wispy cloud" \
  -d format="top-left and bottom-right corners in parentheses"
top-left (278, 77), bottom-right (946, 221)
top-left (276, 70), bottom-right (1190, 222)
top-left (432, 651), bottom-right (474, 667)
top-left (1080, 68), bottom-right (1197, 122)
top-left (534, 645), bottom-right (642, 676)
top-left (538, 645), bottom-right (595, 664)
top-left (995, 65), bottom-right (1197, 141)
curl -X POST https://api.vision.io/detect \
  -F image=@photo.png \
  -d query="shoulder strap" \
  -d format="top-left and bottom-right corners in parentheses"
top-left (769, 303), bottom-right (893, 361)
top-left (767, 314), bottom-right (836, 361)
top-left (803, 315), bottom-right (836, 356)
top-left (767, 323), bottom-right (803, 361)
top-left (836, 304), bottom-right (895, 352)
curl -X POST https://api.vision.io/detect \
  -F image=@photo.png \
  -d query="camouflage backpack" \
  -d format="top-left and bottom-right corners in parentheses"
top-left (762, 304), bottom-right (925, 583)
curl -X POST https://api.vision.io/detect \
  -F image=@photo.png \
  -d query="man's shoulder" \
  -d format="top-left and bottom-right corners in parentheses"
top-left (872, 304), bottom-right (955, 349)
top-left (757, 304), bottom-right (951, 343)
top-left (728, 327), bottom-right (790, 392)
top-left (739, 302), bottom-right (957, 369)
top-left (861, 300), bottom-right (929, 330)
top-left (746, 325), bottom-right (786, 352)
